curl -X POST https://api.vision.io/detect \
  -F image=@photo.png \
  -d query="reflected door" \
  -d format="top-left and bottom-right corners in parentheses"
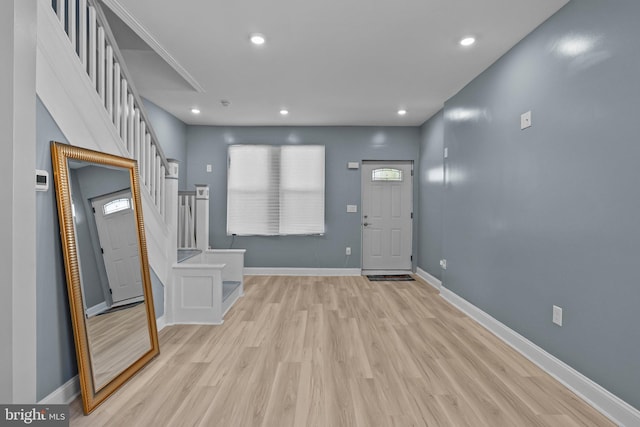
top-left (361, 161), bottom-right (413, 272)
top-left (92, 190), bottom-right (143, 305)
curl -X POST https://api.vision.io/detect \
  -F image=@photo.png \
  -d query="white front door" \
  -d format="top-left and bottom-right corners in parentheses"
top-left (361, 161), bottom-right (413, 272)
top-left (92, 190), bottom-right (144, 305)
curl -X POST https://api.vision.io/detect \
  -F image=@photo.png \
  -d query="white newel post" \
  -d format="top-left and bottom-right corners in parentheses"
top-left (164, 160), bottom-right (179, 325)
top-left (165, 160), bottom-right (180, 263)
top-left (195, 184), bottom-right (210, 251)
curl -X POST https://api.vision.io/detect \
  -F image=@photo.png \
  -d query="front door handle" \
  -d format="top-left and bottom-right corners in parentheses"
top-left (363, 222), bottom-right (369, 227)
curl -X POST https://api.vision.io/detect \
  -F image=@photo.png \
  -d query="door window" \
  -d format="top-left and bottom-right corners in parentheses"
top-left (102, 198), bottom-right (131, 215)
top-left (372, 168), bottom-right (403, 182)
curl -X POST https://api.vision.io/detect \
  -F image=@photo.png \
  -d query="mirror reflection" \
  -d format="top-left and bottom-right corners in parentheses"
top-left (68, 160), bottom-right (151, 392)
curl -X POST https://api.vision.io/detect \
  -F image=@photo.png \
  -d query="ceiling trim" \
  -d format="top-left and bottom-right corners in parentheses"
top-left (100, 0), bottom-right (205, 93)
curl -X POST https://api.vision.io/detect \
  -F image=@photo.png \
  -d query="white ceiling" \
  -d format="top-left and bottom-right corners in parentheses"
top-left (101, 0), bottom-right (569, 126)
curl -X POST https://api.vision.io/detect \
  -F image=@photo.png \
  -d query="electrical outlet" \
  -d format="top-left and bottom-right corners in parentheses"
top-left (345, 247), bottom-right (351, 256)
top-left (440, 259), bottom-right (447, 270)
top-left (552, 305), bottom-right (563, 326)
top-left (206, 164), bottom-right (212, 172)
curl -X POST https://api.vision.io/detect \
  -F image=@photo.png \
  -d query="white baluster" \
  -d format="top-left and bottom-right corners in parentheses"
top-left (69, 0), bottom-right (76, 53)
top-left (189, 195), bottom-right (195, 247)
top-left (89, 6), bottom-right (96, 87)
top-left (106, 46), bottom-right (113, 116)
top-left (98, 27), bottom-right (105, 103)
top-left (127, 94), bottom-right (134, 156)
top-left (184, 197), bottom-right (189, 247)
top-left (144, 134), bottom-right (152, 190)
top-left (113, 64), bottom-right (121, 131)
top-left (140, 124), bottom-right (146, 187)
top-left (57, 0), bottom-right (66, 33)
top-left (184, 197), bottom-right (189, 248)
top-left (155, 155), bottom-right (161, 208)
top-left (79, 0), bottom-right (87, 68)
top-left (150, 145), bottom-right (157, 203)
top-left (120, 79), bottom-right (127, 142)
top-left (133, 108), bottom-right (140, 162)
top-left (178, 196), bottom-right (183, 247)
top-left (177, 195), bottom-right (181, 247)
top-left (160, 165), bottom-right (166, 218)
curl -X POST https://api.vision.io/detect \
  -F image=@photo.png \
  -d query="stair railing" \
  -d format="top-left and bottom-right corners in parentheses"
top-left (51, 0), bottom-right (169, 220)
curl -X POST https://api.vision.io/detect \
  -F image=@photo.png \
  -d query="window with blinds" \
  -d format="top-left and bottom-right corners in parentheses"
top-left (227, 145), bottom-right (325, 236)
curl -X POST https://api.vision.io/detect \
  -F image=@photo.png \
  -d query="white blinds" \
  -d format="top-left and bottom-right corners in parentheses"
top-left (227, 145), bottom-right (325, 236)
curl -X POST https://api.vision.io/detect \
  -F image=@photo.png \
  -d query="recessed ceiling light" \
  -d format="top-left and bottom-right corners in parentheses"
top-left (280, 109), bottom-right (289, 116)
top-left (460, 37), bottom-right (476, 47)
top-left (397, 109), bottom-right (407, 116)
top-left (191, 108), bottom-right (201, 114)
top-left (250, 33), bottom-right (266, 45)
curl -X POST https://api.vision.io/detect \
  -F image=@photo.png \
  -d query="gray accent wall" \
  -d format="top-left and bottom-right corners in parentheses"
top-left (439, 0), bottom-right (640, 409)
top-left (417, 110), bottom-right (444, 279)
top-left (186, 126), bottom-right (420, 268)
top-left (143, 98), bottom-right (188, 190)
top-left (35, 97), bottom-right (77, 400)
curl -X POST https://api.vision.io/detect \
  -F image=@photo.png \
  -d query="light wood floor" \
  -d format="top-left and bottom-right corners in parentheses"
top-left (70, 275), bottom-right (614, 426)
top-left (86, 303), bottom-right (151, 391)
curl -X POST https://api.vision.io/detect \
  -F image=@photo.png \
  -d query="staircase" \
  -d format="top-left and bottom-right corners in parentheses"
top-left (38, 0), bottom-right (246, 327)
top-left (37, 0), bottom-right (176, 287)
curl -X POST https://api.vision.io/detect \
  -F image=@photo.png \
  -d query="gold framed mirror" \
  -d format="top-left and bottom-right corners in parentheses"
top-left (50, 142), bottom-right (159, 414)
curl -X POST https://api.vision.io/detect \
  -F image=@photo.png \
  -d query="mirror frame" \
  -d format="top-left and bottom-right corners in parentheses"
top-left (51, 142), bottom-right (159, 414)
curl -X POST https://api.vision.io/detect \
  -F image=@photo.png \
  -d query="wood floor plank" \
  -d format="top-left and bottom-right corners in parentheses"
top-left (70, 275), bottom-right (616, 427)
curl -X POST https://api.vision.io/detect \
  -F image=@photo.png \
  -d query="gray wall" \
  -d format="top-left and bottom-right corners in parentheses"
top-left (186, 126), bottom-right (420, 268)
top-left (417, 110), bottom-right (444, 279)
top-left (143, 98), bottom-right (188, 190)
top-left (35, 97), bottom-right (77, 400)
top-left (440, 0), bottom-right (640, 409)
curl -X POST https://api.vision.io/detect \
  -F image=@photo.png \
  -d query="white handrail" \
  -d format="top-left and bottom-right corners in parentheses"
top-left (50, 0), bottom-right (169, 221)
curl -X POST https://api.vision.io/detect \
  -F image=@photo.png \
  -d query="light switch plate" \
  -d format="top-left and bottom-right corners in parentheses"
top-left (521, 110), bottom-right (532, 130)
top-left (347, 204), bottom-right (358, 213)
top-left (553, 305), bottom-right (563, 326)
top-left (347, 162), bottom-right (359, 169)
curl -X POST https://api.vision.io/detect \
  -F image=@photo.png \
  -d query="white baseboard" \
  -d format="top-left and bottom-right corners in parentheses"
top-left (38, 375), bottom-right (79, 405)
top-left (415, 267), bottom-right (442, 291)
top-left (156, 315), bottom-right (167, 331)
top-left (440, 286), bottom-right (640, 427)
top-left (244, 267), bottom-right (362, 276)
top-left (85, 301), bottom-right (108, 318)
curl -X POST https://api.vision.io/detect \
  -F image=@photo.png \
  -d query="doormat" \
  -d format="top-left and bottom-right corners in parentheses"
top-left (366, 274), bottom-right (415, 282)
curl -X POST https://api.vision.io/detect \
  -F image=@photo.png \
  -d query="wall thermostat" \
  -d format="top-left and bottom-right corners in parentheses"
top-left (35, 169), bottom-right (49, 192)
